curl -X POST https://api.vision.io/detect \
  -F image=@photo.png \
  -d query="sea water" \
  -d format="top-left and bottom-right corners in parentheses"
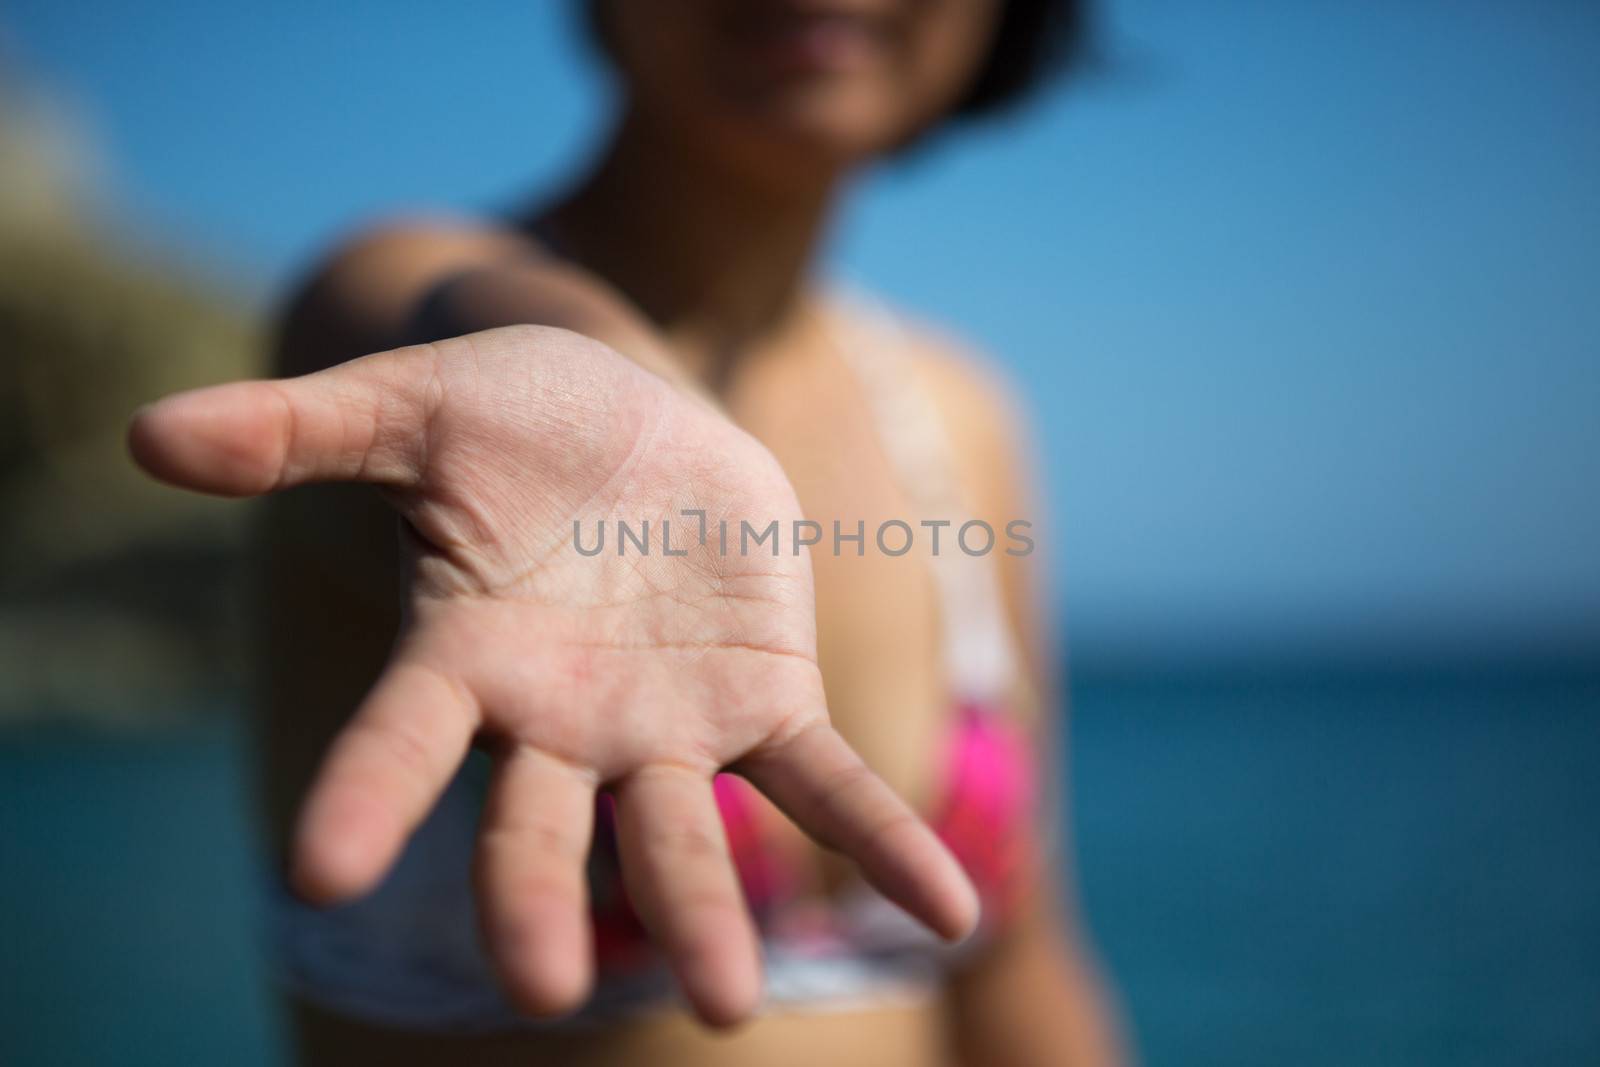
top-left (2, 670), bottom-right (1596, 1066)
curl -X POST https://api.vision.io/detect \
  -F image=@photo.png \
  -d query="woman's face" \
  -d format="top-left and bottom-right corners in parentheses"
top-left (599, 0), bottom-right (1005, 175)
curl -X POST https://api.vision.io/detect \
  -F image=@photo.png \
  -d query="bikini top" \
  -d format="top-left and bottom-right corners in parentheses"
top-left (273, 289), bottom-right (1045, 1027)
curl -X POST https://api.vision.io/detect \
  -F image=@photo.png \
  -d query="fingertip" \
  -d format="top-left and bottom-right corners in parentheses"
top-left (125, 385), bottom-right (283, 496)
top-left (288, 840), bottom-right (375, 906)
top-left (125, 399), bottom-right (176, 481)
top-left (934, 865), bottom-right (983, 944)
top-left (676, 941), bottom-right (764, 1030)
top-left (693, 992), bottom-right (761, 1031)
top-left (486, 899), bottom-right (595, 1019)
top-left (921, 830), bottom-right (983, 942)
top-left (504, 982), bottom-right (591, 1022)
top-left (289, 792), bottom-right (394, 905)
top-left (499, 953), bottom-right (593, 1020)
top-left (860, 820), bottom-right (982, 944)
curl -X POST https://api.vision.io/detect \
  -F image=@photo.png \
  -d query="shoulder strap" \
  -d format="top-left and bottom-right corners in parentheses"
top-left (823, 287), bottom-right (1024, 707)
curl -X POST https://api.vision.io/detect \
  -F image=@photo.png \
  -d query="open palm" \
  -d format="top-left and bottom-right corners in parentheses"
top-left (128, 324), bottom-right (976, 1025)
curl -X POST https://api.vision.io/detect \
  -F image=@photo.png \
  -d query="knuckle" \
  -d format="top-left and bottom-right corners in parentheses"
top-left (650, 824), bottom-right (729, 863)
top-left (751, 706), bottom-right (829, 764)
top-left (352, 717), bottom-right (438, 788)
top-left (486, 818), bottom-right (588, 864)
top-left (820, 754), bottom-right (878, 805)
top-left (671, 892), bottom-right (749, 930)
top-left (863, 806), bottom-right (922, 848)
top-left (645, 891), bottom-right (749, 949)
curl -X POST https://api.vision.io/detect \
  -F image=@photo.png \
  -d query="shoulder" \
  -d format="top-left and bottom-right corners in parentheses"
top-left (297, 213), bottom-right (531, 310)
top-left (273, 213), bottom-right (530, 374)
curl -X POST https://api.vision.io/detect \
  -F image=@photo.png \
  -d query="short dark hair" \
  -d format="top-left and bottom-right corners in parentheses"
top-left (953, 0), bottom-right (1092, 119)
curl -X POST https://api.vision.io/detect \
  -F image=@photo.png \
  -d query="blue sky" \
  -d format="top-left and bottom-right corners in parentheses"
top-left (6, 0), bottom-right (1598, 668)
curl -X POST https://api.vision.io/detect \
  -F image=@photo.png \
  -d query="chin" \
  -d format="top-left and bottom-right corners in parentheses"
top-left (715, 85), bottom-right (916, 170)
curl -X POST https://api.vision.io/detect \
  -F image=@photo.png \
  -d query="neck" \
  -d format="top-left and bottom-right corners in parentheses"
top-left (537, 106), bottom-right (844, 381)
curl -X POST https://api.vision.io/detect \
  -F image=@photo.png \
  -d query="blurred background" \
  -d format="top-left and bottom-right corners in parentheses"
top-left (1, 2), bottom-right (1596, 1064)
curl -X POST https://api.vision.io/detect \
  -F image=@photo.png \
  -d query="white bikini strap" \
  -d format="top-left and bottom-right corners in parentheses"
top-left (825, 288), bottom-right (1023, 706)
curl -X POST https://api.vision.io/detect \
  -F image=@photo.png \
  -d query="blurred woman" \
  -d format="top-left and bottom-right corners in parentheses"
top-left (131, 1), bottom-right (1126, 1064)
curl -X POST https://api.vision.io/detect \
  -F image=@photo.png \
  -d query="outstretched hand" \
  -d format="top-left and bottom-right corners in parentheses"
top-left (128, 325), bottom-right (977, 1026)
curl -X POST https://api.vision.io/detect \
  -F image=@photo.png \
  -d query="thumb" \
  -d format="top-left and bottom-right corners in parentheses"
top-left (127, 342), bottom-right (440, 497)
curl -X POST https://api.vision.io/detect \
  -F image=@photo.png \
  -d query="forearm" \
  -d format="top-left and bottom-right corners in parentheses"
top-left (408, 259), bottom-right (714, 403)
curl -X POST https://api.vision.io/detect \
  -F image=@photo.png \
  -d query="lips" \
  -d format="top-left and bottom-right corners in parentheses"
top-left (723, 2), bottom-right (893, 76)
